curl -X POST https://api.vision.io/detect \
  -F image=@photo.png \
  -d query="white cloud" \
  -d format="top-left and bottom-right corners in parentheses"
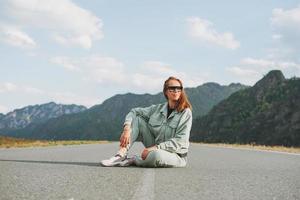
top-left (23, 86), bottom-right (45, 95)
top-left (271, 6), bottom-right (300, 30)
top-left (0, 82), bottom-right (18, 93)
top-left (0, 82), bottom-right (99, 109)
top-left (4, 0), bottom-right (103, 49)
top-left (132, 61), bottom-right (177, 91)
top-left (84, 55), bottom-right (125, 84)
top-left (51, 55), bottom-right (125, 84)
top-left (0, 105), bottom-right (9, 114)
top-left (265, 47), bottom-right (296, 61)
top-left (0, 82), bottom-right (46, 95)
top-left (271, 5), bottom-right (300, 57)
top-left (132, 61), bottom-right (205, 92)
top-left (240, 57), bottom-right (300, 71)
top-left (51, 56), bottom-right (80, 71)
top-left (272, 34), bottom-right (282, 40)
top-left (240, 58), bottom-right (275, 68)
top-left (50, 91), bottom-right (100, 108)
top-left (226, 57), bottom-right (300, 85)
top-left (0, 24), bottom-right (36, 49)
top-left (51, 56), bottom-right (206, 93)
top-left (226, 67), bottom-right (258, 77)
top-left (186, 17), bottom-right (240, 50)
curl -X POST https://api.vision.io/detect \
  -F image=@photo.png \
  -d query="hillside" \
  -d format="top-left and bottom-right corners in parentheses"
top-left (191, 70), bottom-right (300, 147)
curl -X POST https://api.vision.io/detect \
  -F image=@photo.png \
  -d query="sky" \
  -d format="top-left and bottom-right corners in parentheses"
top-left (0, 0), bottom-right (300, 114)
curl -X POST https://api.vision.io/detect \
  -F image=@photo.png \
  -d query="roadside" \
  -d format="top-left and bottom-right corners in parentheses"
top-left (1, 136), bottom-right (299, 154)
top-left (192, 142), bottom-right (300, 154)
top-left (0, 136), bottom-right (109, 148)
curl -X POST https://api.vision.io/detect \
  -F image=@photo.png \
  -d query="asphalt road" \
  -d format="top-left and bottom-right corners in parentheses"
top-left (0, 142), bottom-right (299, 200)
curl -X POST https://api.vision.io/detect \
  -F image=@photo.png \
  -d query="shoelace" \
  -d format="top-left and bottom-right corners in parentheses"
top-left (110, 154), bottom-right (126, 162)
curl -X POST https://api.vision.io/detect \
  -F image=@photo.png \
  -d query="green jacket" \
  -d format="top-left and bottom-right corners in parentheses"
top-left (123, 102), bottom-right (192, 154)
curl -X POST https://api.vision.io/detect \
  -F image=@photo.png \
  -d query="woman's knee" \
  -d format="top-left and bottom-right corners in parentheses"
top-left (145, 150), bottom-right (186, 168)
top-left (145, 150), bottom-right (168, 167)
top-left (148, 150), bottom-right (163, 161)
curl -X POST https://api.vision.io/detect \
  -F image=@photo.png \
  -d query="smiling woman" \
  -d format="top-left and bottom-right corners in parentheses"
top-left (100, 76), bottom-right (193, 167)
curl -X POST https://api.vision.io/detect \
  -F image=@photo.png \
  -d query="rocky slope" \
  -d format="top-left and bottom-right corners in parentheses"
top-left (0, 102), bottom-right (87, 129)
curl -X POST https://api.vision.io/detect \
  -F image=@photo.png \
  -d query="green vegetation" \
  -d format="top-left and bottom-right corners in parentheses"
top-left (191, 70), bottom-right (300, 147)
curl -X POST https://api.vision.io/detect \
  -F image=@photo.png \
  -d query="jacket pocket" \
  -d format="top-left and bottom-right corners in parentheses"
top-left (149, 117), bottom-right (163, 127)
top-left (167, 120), bottom-right (178, 129)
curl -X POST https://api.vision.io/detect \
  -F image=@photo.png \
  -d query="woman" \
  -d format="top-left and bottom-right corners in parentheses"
top-left (100, 76), bottom-right (192, 167)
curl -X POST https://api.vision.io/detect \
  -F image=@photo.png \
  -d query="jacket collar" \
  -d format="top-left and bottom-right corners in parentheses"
top-left (160, 102), bottom-right (179, 119)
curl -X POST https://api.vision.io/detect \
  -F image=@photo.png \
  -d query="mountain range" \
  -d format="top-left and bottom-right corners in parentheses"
top-left (1, 70), bottom-right (299, 147)
top-left (0, 82), bottom-right (247, 140)
top-left (0, 102), bottom-right (86, 130)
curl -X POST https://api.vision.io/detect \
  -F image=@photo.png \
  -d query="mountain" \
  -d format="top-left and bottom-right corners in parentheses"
top-left (0, 113), bottom-right (4, 120)
top-left (0, 83), bottom-right (247, 140)
top-left (186, 82), bottom-right (248, 117)
top-left (0, 102), bottom-right (87, 130)
top-left (191, 70), bottom-right (300, 147)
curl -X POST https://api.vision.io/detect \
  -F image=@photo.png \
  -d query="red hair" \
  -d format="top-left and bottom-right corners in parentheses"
top-left (163, 76), bottom-right (192, 112)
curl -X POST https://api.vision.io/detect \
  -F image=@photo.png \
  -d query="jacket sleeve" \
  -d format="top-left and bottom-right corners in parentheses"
top-left (157, 108), bottom-right (192, 153)
top-left (123, 104), bottom-right (157, 126)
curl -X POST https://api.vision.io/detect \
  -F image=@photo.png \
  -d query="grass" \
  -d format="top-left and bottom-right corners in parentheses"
top-left (1, 136), bottom-right (299, 154)
top-left (0, 136), bottom-right (109, 148)
top-left (192, 142), bottom-right (300, 154)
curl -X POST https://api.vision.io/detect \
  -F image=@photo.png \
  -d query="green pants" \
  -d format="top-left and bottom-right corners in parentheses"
top-left (128, 115), bottom-right (187, 168)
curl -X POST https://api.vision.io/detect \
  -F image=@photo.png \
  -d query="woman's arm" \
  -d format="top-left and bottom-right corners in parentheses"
top-left (120, 104), bottom-right (157, 148)
top-left (123, 104), bottom-right (157, 127)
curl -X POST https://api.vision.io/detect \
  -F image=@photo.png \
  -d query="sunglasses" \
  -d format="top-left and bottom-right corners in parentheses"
top-left (167, 86), bottom-right (183, 92)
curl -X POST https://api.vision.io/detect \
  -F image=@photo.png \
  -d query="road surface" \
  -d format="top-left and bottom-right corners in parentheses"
top-left (0, 142), bottom-right (299, 200)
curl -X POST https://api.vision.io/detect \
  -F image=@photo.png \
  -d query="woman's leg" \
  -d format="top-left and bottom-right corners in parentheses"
top-left (118, 115), bottom-right (156, 155)
top-left (135, 149), bottom-right (187, 168)
top-left (100, 115), bottom-right (156, 167)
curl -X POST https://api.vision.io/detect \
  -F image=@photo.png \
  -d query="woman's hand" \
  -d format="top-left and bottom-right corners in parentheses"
top-left (120, 124), bottom-right (131, 148)
top-left (141, 145), bottom-right (158, 160)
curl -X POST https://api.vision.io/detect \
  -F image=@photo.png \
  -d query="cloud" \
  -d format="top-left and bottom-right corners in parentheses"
top-left (51, 56), bottom-right (80, 71)
top-left (271, 6), bottom-right (300, 31)
top-left (51, 56), bottom-right (206, 93)
top-left (186, 17), bottom-right (240, 50)
top-left (3, 0), bottom-right (103, 49)
top-left (50, 91), bottom-right (100, 108)
top-left (132, 61), bottom-right (179, 91)
top-left (23, 86), bottom-right (45, 95)
top-left (0, 82), bottom-right (46, 95)
top-left (271, 5), bottom-right (300, 57)
top-left (272, 34), bottom-right (282, 40)
top-left (0, 105), bottom-right (9, 114)
top-left (83, 55), bottom-right (125, 84)
top-left (226, 67), bottom-right (258, 77)
top-left (51, 55), bottom-right (125, 84)
top-left (0, 82), bottom-right (18, 93)
top-left (132, 61), bottom-right (204, 92)
top-left (226, 57), bottom-right (300, 85)
top-left (0, 24), bottom-right (36, 49)
top-left (0, 82), bottom-right (99, 109)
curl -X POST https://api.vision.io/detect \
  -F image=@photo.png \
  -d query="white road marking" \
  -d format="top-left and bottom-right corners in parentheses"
top-left (131, 168), bottom-right (155, 200)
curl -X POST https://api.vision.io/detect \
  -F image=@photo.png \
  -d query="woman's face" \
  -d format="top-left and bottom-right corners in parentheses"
top-left (165, 80), bottom-right (182, 101)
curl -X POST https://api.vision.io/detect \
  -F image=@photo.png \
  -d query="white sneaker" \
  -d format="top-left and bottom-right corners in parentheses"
top-left (119, 156), bottom-right (137, 167)
top-left (100, 154), bottom-right (127, 167)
